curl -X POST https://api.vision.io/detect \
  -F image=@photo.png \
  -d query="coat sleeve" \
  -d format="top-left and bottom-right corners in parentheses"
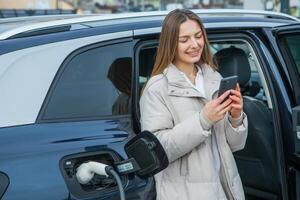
top-left (140, 88), bottom-right (212, 163)
top-left (224, 112), bottom-right (248, 152)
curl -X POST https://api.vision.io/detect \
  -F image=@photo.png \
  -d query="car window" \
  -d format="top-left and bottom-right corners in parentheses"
top-left (276, 32), bottom-right (300, 104)
top-left (42, 42), bottom-right (132, 120)
top-left (138, 46), bottom-right (157, 88)
top-left (210, 40), bottom-right (268, 103)
top-left (283, 35), bottom-right (300, 75)
top-left (210, 42), bottom-right (258, 73)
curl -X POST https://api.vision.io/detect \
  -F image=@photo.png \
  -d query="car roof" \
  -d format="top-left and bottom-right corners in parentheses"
top-left (0, 9), bottom-right (299, 40)
top-left (0, 14), bottom-right (87, 36)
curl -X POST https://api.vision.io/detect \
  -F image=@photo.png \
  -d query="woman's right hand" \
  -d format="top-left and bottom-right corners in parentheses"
top-left (202, 90), bottom-right (232, 123)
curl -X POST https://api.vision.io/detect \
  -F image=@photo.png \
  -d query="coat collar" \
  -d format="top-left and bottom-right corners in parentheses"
top-left (162, 63), bottom-right (221, 100)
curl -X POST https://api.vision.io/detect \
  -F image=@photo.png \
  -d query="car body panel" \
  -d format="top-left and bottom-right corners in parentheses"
top-left (0, 118), bottom-right (142, 200)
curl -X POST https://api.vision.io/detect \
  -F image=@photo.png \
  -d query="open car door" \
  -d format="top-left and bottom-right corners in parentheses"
top-left (273, 23), bottom-right (300, 200)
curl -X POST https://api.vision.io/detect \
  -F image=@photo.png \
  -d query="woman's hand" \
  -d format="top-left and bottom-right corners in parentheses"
top-left (202, 90), bottom-right (232, 123)
top-left (229, 84), bottom-right (243, 118)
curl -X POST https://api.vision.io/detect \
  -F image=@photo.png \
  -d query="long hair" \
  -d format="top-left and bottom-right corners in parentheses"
top-left (151, 9), bottom-right (216, 77)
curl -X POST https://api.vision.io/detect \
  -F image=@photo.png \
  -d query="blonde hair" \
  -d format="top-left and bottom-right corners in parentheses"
top-left (151, 9), bottom-right (216, 77)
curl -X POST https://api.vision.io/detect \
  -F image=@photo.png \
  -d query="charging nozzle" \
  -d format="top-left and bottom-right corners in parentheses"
top-left (75, 161), bottom-right (125, 200)
top-left (76, 161), bottom-right (109, 184)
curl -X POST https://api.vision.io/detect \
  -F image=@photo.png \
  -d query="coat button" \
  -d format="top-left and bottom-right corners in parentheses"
top-left (186, 91), bottom-right (189, 94)
top-left (171, 90), bottom-right (175, 93)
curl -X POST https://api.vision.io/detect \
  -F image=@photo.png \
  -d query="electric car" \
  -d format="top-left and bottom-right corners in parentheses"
top-left (1, 9), bottom-right (300, 200)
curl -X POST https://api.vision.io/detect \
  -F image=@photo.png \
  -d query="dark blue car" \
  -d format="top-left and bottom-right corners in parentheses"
top-left (1, 9), bottom-right (300, 200)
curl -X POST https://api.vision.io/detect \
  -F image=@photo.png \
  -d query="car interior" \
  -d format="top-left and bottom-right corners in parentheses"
top-left (214, 44), bottom-right (280, 200)
top-left (136, 39), bottom-right (282, 200)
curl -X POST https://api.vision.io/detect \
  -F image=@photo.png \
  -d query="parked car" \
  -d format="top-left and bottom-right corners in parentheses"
top-left (1, 9), bottom-right (300, 200)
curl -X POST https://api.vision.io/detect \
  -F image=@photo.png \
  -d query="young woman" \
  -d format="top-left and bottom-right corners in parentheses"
top-left (140, 9), bottom-right (248, 200)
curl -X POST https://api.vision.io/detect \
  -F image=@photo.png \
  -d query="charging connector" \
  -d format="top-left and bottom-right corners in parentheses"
top-left (76, 161), bottom-right (125, 200)
top-left (76, 161), bottom-right (109, 184)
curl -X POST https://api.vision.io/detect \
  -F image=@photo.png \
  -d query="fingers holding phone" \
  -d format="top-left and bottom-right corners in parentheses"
top-left (203, 91), bottom-right (232, 123)
top-left (218, 93), bottom-right (233, 113)
top-left (229, 83), bottom-right (243, 118)
top-left (202, 77), bottom-right (243, 124)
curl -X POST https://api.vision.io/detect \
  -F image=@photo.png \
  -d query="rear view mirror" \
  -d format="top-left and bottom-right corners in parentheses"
top-left (123, 131), bottom-right (169, 178)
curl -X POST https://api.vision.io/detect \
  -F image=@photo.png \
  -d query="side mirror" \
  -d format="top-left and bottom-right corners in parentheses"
top-left (116, 131), bottom-right (169, 178)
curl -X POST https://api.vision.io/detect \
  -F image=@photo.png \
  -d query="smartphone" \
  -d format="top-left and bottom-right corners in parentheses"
top-left (218, 75), bottom-right (238, 97)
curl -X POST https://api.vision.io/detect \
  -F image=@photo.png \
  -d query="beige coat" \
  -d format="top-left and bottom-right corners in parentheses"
top-left (140, 63), bottom-right (248, 200)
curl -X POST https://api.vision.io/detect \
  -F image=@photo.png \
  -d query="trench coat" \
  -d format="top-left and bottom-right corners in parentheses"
top-left (140, 63), bottom-right (248, 200)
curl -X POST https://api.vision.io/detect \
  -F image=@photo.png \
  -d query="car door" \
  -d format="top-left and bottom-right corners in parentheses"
top-left (273, 24), bottom-right (300, 200)
top-left (133, 30), bottom-right (288, 200)
top-left (0, 32), bottom-right (153, 199)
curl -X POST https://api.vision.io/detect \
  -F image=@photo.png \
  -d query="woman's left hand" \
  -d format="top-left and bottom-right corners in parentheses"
top-left (229, 84), bottom-right (243, 118)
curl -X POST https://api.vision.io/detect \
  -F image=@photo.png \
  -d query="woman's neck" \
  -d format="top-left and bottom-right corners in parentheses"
top-left (173, 62), bottom-right (198, 84)
top-left (173, 62), bottom-right (197, 77)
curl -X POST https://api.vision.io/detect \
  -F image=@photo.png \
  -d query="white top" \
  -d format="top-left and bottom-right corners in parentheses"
top-left (179, 66), bottom-right (206, 98)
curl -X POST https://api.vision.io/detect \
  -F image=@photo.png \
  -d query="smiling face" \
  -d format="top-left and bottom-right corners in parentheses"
top-left (173, 19), bottom-right (204, 69)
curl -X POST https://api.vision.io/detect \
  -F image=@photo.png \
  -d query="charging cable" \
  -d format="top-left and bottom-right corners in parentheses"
top-left (76, 161), bottom-right (125, 200)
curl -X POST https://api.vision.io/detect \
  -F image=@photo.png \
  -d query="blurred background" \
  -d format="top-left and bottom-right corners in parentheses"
top-left (0, 0), bottom-right (298, 18)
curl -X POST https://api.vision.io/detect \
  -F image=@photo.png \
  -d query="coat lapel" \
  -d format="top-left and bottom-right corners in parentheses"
top-left (163, 63), bottom-right (221, 100)
top-left (163, 64), bottom-right (204, 98)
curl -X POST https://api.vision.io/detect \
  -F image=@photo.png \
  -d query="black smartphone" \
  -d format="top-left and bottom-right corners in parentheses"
top-left (218, 75), bottom-right (238, 97)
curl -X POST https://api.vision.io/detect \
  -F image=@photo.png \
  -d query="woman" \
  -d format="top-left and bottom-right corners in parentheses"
top-left (140, 9), bottom-right (248, 200)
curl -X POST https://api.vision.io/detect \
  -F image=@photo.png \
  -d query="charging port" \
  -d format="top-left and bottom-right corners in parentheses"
top-left (60, 150), bottom-right (127, 199)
